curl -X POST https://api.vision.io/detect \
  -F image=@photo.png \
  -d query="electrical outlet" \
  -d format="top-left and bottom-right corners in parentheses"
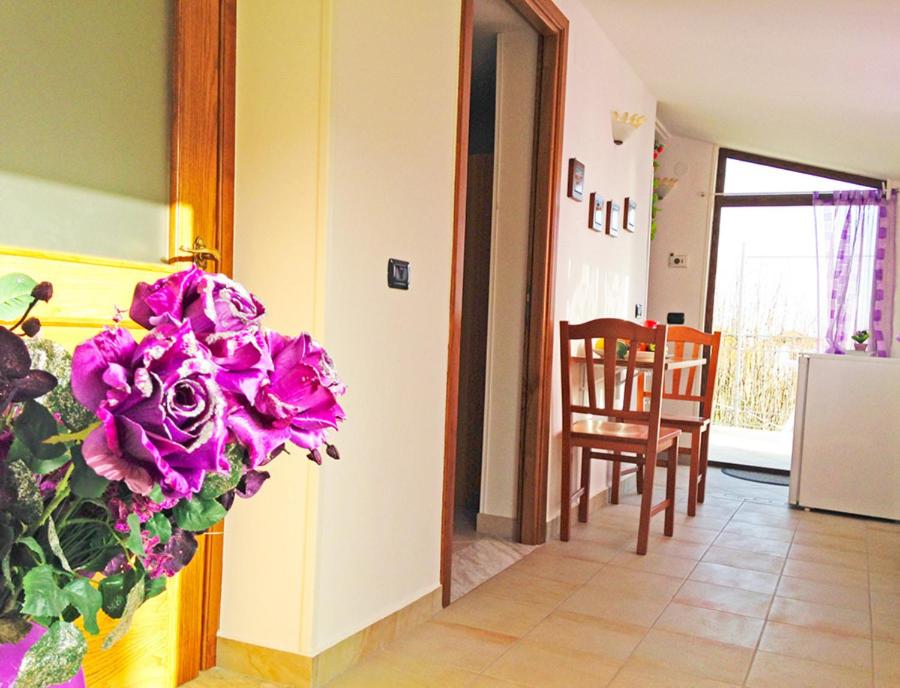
top-left (635, 303), bottom-right (644, 318)
top-left (668, 253), bottom-right (687, 268)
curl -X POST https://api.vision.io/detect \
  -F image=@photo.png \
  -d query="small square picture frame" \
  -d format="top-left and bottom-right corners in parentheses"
top-left (567, 158), bottom-right (585, 202)
top-left (623, 197), bottom-right (637, 232)
top-left (588, 193), bottom-right (605, 231)
top-left (606, 201), bottom-right (621, 237)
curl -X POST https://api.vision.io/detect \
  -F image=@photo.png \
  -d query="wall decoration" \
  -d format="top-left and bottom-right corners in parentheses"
top-left (651, 141), bottom-right (665, 239)
top-left (623, 197), bottom-right (637, 232)
top-left (606, 201), bottom-right (621, 237)
top-left (567, 158), bottom-right (585, 201)
top-left (588, 193), bottom-right (605, 231)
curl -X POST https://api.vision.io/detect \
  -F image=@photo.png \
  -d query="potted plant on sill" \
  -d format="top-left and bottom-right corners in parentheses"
top-left (0, 268), bottom-right (345, 687)
top-left (851, 329), bottom-right (869, 352)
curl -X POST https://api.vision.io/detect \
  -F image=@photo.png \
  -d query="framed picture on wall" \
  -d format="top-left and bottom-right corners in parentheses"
top-left (623, 197), bottom-right (637, 232)
top-left (567, 158), bottom-right (585, 201)
top-left (588, 193), bottom-right (605, 231)
top-left (606, 201), bottom-right (621, 236)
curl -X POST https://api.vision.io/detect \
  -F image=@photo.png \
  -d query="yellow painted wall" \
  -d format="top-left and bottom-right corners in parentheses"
top-left (222, 0), bottom-right (330, 657)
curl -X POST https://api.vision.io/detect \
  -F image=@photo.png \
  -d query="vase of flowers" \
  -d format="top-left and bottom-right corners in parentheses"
top-left (851, 329), bottom-right (869, 352)
top-left (0, 268), bottom-right (344, 687)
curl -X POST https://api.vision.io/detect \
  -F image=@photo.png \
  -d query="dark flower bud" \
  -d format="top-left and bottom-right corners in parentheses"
top-left (21, 318), bottom-right (41, 337)
top-left (326, 444), bottom-right (341, 461)
top-left (307, 448), bottom-right (323, 465)
top-left (31, 282), bottom-right (53, 302)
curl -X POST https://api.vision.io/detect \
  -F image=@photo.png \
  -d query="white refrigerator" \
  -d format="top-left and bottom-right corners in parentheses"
top-left (790, 353), bottom-right (900, 520)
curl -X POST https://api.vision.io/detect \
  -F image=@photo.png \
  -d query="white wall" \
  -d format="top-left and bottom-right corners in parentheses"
top-left (646, 136), bottom-right (717, 328)
top-left (546, 0), bottom-right (657, 520)
top-left (309, 0), bottom-right (461, 653)
top-left (479, 27), bottom-right (538, 523)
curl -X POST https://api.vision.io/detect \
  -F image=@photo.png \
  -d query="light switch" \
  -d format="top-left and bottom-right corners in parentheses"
top-left (387, 259), bottom-right (410, 289)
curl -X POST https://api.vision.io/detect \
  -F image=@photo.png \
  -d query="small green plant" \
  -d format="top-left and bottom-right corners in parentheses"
top-left (851, 329), bottom-right (869, 344)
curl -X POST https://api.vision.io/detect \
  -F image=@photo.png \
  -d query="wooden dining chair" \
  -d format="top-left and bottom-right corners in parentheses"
top-left (625, 326), bottom-right (722, 516)
top-left (559, 318), bottom-right (681, 555)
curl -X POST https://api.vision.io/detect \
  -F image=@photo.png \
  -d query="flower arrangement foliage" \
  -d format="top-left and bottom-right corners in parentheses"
top-left (650, 141), bottom-right (665, 240)
top-left (851, 329), bottom-right (869, 344)
top-left (0, 269), bottom-right (344, 687)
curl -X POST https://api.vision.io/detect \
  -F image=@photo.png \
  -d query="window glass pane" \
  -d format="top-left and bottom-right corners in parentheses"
top-left (723, 158), bottom-right (877, 194)
top-left (0, 1), bottom-right (172, 263)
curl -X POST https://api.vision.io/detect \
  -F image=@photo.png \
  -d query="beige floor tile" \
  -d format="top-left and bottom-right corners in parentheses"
top-left (607, 657), bottom-right (741, 688)
top-left (781, 557), bottom-right (869, 587)
top-left (368, 651), bottom-right (480, 687)
top-left (469, 676), bottom-right (528, 688)
top-left (713, 532), bottom-right (791, 557)
top-left (584, 564), bottom-right (685, 602)
top-left (721, 520), bottom-right (795, 543)
top-left (675, 579), bottom-right (772, 618)
top-left (870, 570), bottom-right (900, 594)
top-left (768, 596), bottom-right (871, 638)
top-left (186, 668), bottom-right (288, 688)
top-left (525, 611), bottom-right (646, 662)
top-left (869, 551), bottom-right (900, 574)
top-left (788, 543), bottom-right (868, 571)
top-left (559, 585), bottom-right (669, 628)
top-left (571, 523), bottom-right (636, 548)
top-left (509, 551), bottom-right (604, 585)
top-left (608, 550), bottom-right (697, 578)
top-left (658, 522), bottom-right (719, 544)
top-left (776, 575), bottom-right (870, 611)
top-left (483, 638), bottom-right (622, 688)
top-left (540, 537), bottom-right (622, 564)
top-left (384, 621), bottom-right (515, 674)
top-left (689, 561), bottom-right (780, 594)
top-left (874, 640), bottom-right (900, 687)
top-left (792, 529), bottom-right (866, 552)
top-left (701, 545), bottom-right (785, 574)
top-left (796, 512), bottom-right (869, 538)
top-left (653, 601), bottom-right (764, 648)
top-left (759, 621), bottom-right (873, 670)
top-left (872, 608), bottom-right (900, 642)
top-left (645, 534), bottom-right (709, 560)
top-left (632, 628), bottom-right (754, 685)
top-left (472, 568), bottom-right (579, 607)
top-left (746, 650), bottom-right (872, 688)
top-left (326, 652), bottom-right (474, 688)
top-left (434, 590), bottom-right (553, 638)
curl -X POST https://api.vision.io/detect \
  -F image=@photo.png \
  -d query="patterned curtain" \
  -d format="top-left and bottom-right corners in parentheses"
top-left (813, 189), bottom-right (896, 357)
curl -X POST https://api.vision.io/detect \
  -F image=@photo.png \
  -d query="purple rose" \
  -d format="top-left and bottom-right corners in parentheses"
top-left (228, 333), bottom-right (345, 466)
top-left (130, 268), bottom-right (271, 402)
top-left (130, 267), bottom-right (264, 334)
top-left (72, 322), bottom-right (229, 498)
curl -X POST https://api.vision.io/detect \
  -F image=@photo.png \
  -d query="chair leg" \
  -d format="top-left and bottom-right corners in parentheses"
top-left (687, 429), bottom-right (701, 517)
top-left (636, 453), bottom-right (655, 555)
top-left (561, 435), bottom-right (571, 541)
top-left (578, 448), bottom-right (591, 523)
top-left (636, 463), bottom-right (643, 494)
top-left (698, 428), bottom-right (710, 503)
top-left (665, 443), bottom-right (677, 536)
top-left (610, 460), bottom-right (621, 504)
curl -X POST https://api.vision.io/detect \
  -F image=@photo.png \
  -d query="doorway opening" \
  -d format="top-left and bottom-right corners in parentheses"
top-left (705, 149), bottom-right (883, 474)
top-left (440, 0), bottom-right (568, 606)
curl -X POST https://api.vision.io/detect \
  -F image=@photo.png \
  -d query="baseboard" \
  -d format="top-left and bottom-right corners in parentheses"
top-left (545, 473), bottom-right (637, 540)
top-left (217, 587), bottom-right (442, 687)
top-left (476, 512), bottom-right (517, 539)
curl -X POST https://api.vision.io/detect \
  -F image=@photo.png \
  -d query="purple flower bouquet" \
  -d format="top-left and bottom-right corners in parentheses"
top-left (0, 269), bottom-right (344, 686)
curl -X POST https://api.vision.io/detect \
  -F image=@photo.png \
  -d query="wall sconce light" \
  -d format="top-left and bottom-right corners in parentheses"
top-left (655, 177), bottom-right (679, 200)
top-left (610, 111), bottom-right (646, 145)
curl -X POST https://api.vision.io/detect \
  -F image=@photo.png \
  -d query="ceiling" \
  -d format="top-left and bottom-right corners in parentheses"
top-left (585, 0), bottom-right (900, 180)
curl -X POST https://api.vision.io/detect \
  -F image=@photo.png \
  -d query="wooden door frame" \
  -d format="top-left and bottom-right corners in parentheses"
top-left (171, 0), bottom-right (236, 681)
top-left (440, 0), bottom-right (568, 607)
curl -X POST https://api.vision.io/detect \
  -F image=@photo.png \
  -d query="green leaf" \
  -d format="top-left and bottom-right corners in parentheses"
top-left (145, 575), bottom-right (166, 600)
top-left (17, 537), bottom-right (46, 564)
top-left (0, 272), bottom-right (36, 320)
top-left (199, 444), bottom-right (244, 499)
top-left (69, 445), bottom-right (110, 498)
top-left (12, 401), bottom-right (67, 464)
top-left (103, 577), bottom-right (145, 650)
top-left (1, 460), bottom-right (43, 525)
top-left (145, 513), bottom-right (172, 545)
top-left (21, 564), bottom-right (67, 618)
top-left (63, 578), bottom-right (102, 635)
top-left (99, 569), bottom-right (139, 619)
top-left (14, 620), bottom-right (87, 688)
top-left (42, 421), bottom-right (101, 445)
top-left (46, 517), bottom-right (72, 573)
top-left (173, 496), bottom-right (226, 533)
top-left (125, 513), bottom-right (145, 556)
top-left (147, 484), bottom-right (165, 504)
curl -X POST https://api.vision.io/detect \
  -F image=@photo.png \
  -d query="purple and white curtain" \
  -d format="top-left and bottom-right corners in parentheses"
top-left (814, 189), bottom-right (896, 357)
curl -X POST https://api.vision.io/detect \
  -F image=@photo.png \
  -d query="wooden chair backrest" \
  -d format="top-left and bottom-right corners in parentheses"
top-left (559, 318), bottom-right (669, 438)
top-left (662, 326), bottom-right (722, 419)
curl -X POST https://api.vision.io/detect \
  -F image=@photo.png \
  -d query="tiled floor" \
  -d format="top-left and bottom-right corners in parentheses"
top-left (190, 468), bottom-right (900, 688)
